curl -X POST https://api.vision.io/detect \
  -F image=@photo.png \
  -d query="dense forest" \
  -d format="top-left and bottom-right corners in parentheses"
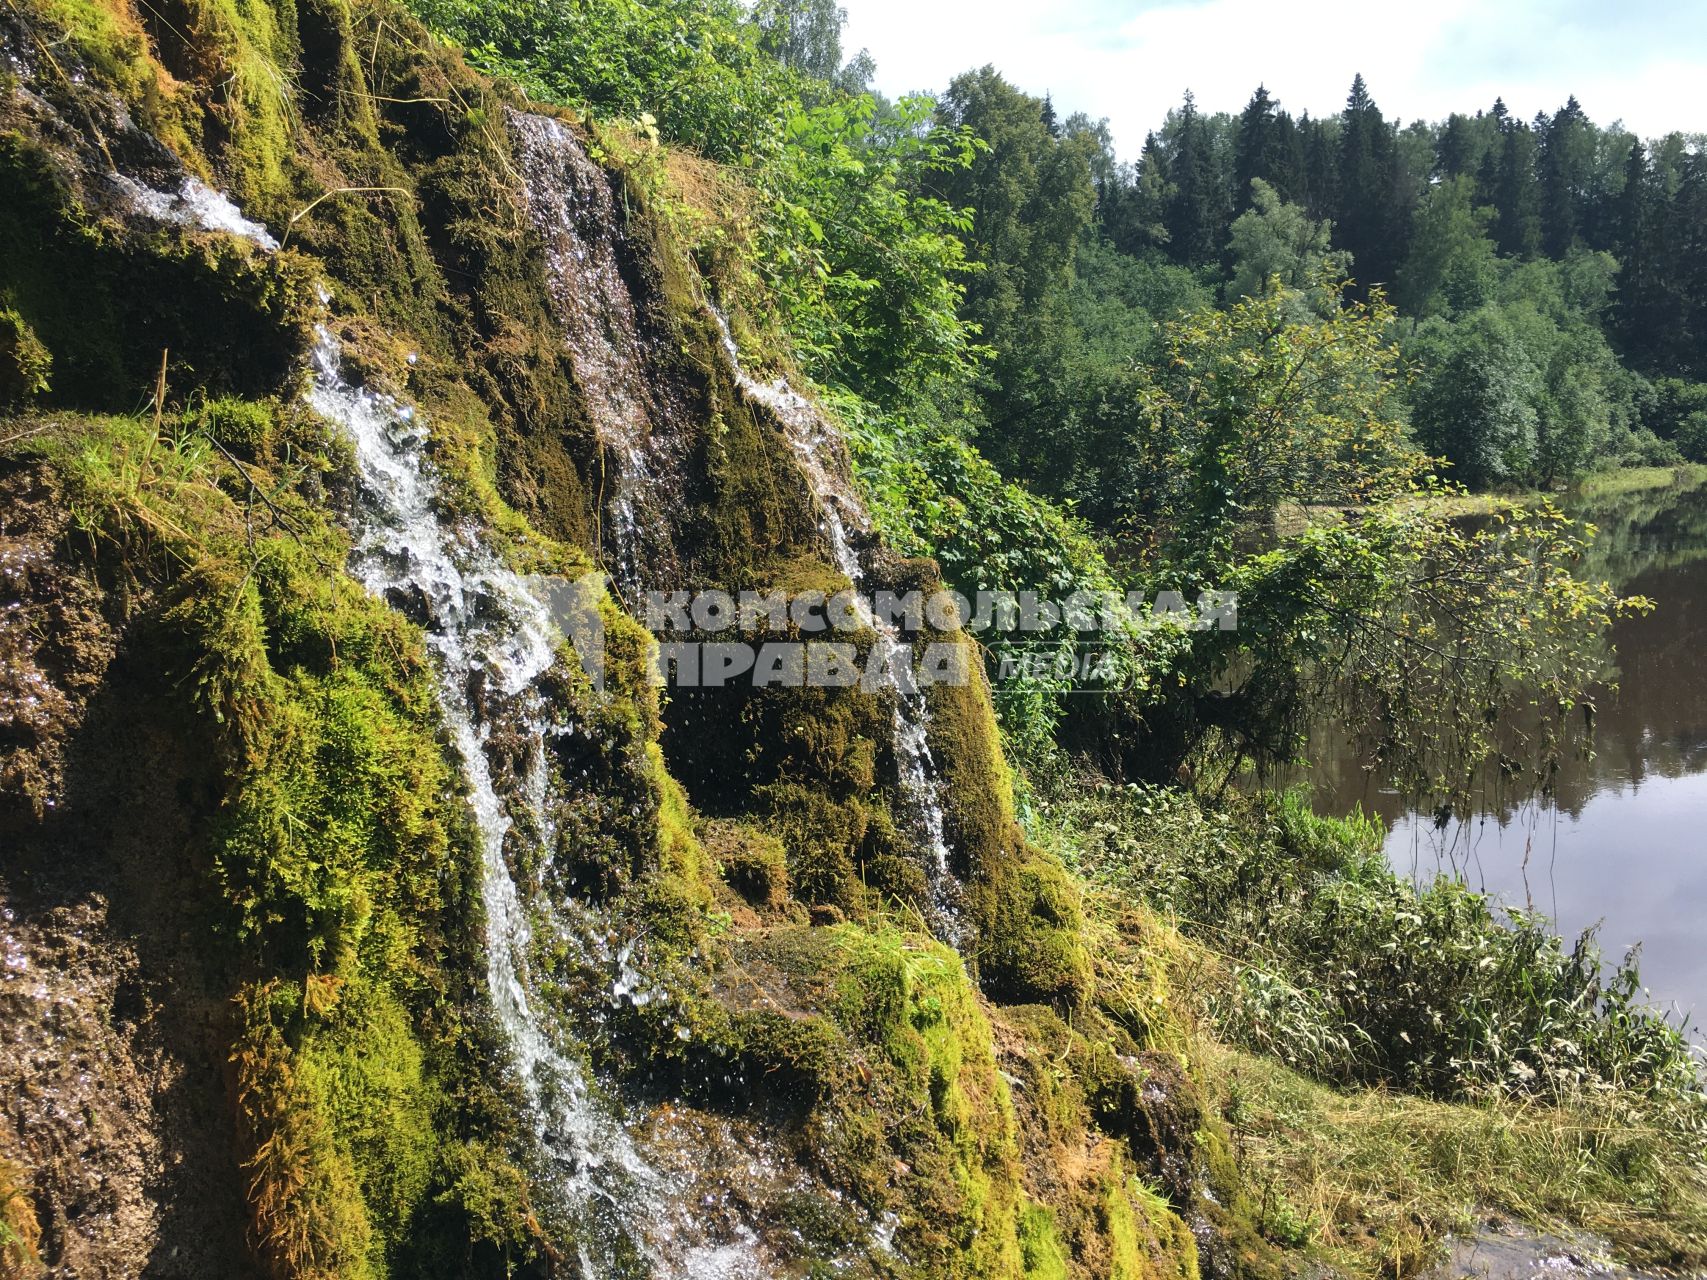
top-left (4, 0), bottom-right (1707, 1273)
top-left (953, 72), bottom-right (1707, 500)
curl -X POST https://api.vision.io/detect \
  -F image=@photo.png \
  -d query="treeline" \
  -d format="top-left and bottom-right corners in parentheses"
top-left (926, 72), bottom-right (1707, 502)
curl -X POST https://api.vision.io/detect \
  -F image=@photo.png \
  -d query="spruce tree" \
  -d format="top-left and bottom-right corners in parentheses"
top-left (1300, 113), bottom-right (1339, 221)
top-left (1493, 119), bottom-right (1542, 257)
top-left (1164, 91), bottom-right (1225, 268)
top-left (1539, 96), bottom-right (1592, 257)
top-left (1234, 85), bottom-right (1289, 208)
top-left (1436, 112), bottom-right (1480, 179)
top-left (1336, 74), bottom-right (1400, 286)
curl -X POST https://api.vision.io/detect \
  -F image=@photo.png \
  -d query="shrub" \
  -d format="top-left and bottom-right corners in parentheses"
top-left (1047, 778), bottom-right (1707, 1113)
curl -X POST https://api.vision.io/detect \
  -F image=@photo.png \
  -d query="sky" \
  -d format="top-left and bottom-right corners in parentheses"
top-left (838, 0), bottom-right (1707, 160)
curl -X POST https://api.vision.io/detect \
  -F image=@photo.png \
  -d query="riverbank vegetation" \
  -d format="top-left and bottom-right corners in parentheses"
top-left (1039, 777), bottom-right (1707, 1270)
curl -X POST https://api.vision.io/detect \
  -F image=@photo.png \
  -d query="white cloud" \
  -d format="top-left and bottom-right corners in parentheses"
top-left (838, 0), bottom-right (1707, 157)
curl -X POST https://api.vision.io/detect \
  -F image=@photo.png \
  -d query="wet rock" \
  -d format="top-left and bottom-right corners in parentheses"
top-left (1425, 1218), bottom-right (1688, 1280)
top-left (0, 465), bottom-right (115, 826)
top-left (0, 897), bottom-right (251, 1278)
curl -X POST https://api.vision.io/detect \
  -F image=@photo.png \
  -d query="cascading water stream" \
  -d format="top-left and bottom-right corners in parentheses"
top-left (109, 170), bottom-right (767, 1278)
top-left (305, 327), bottom-right (771, 1279)
top-left (510, 110), bottom-right (662, 599)
top-left (505, 108), bottom-right (963, 938)
top-left (706, 311), bottom-right (965, 943)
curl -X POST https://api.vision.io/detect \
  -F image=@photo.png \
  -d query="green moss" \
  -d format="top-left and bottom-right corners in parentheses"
top-left (982, 856), bottom-right (1092, 1009)
top-left (189, 395), bottom-right (275, 452)
top-left (299, 979), bottom-right (437, 1274)
top-left (1102, 1166), bottom-right (1146, 1280)
top-left (820, 925), bottom-right (1024, 1276)
top-left (1018, 1202), bottom-right (1070, 1280)
top-left (1121, 1174), bottom-right (1200, 1280)
top-left (754, 781), bottom-right (869, 907)
top-left (430, 1140), bottom-right (539, 1259)
top-left (17, 0), bottom-right (199, 160)
top-left (30, 0), bottom-right (301, 204)
top-left (915, 629), bottom-right (1089, 1007)
top-left (233, 980), bottom-right (378, 1280)
top-left (0, 306), bottom-right (52, 405)
top-left (699, 817), bottom-right (790, 908)
top-left (0, 129), bottom-right (315, 411)
top-left (651, 742), bottom-right (708, 893)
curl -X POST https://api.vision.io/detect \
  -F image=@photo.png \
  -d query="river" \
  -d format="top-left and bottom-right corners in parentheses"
top-left (1298, 472), bottom-right (1707, 1027)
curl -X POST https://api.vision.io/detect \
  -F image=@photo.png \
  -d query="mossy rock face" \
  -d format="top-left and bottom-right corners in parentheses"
top-left (659, 557), bottom-right (918, 914)
top-left (913, 622), bottom-right (1088, 1008)
top-left (0, 139), bottom-right (315, 412)
top-left (0, 400), bottom-right (550, 1277)
top-left (1075, 1048), bottom-right (1209, 1211)
top-left (981, 856), bottom-right (1093, 1009)
top-left (592, 923), bottom-right (1037, 1274)
top-left (993, 1008), bottom-right (1213, 1280)
top-left (1064, 1045), bottom-right (1280, 1280)
top-left (0, 460), bottom-right (117, 827)
top-left (0, 4), bottom-right (1219, 1280)
top-left (0, 42), bottom-right (316, 411)
top-left (700, 817), bottom-right (790, 909)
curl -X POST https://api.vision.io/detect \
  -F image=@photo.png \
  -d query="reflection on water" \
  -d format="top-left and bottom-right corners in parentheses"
top-left (1301, 475), bottom-right (1707, 1025)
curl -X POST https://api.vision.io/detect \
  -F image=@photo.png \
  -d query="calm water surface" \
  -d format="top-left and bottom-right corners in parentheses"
top-left (1301, 476), bottom-right (1707, 1026)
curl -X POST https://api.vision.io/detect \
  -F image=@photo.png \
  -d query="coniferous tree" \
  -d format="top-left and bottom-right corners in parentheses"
top-left (1234, 85), bottom-right (1291, 208)
top-left (1654, 150), bottom-right (1707, 377)
top-left (1274, 109), bottom-right (1305, 197)
top-left (1163, 91), bottom-right (1226, 268)
top-left (1336, 74), bottom-right (1401, 286)
top-left (1609, 140), bottom-right (1657, 371)
top-left (1539, 96), bottom-right (1593, 257)
top-left (1299, 114), bottom-right (1338, 221)
top-left (1474, 100), bottom-right (1509, 206)
top-left (1116, 131), bottom-right (1174, 256)
top-left (1579, 127), bottom-right (1636, 254)
top-left (933, 67), bottom-right (1097, 476)
top-left (1436, 112), bottom-right (1480, 179)
top-left (1493, 118), bottom-right (1542, 257)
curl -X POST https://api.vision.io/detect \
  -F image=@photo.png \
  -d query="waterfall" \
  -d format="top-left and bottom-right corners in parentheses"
top-left (504, 109), bottom-right (963, 937)
top-left (113, 172), bottom-right (771, 1277)
top-left (706, 312), bottom-right (965, 944)
top-left (510, 110), bottom-right (665, 598)
top-left (306, 326), bottom-right (773, 1279)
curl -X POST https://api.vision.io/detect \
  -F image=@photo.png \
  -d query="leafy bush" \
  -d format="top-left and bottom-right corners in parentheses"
top-left (1679, 412), bottom-right (1707, 465)
top-left (1046, 777), bottom-right (1706, 1116)
top-left (408, 0), bottom-right (796, 160)
top-left (841, 399), bottom-right (1191, 761)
